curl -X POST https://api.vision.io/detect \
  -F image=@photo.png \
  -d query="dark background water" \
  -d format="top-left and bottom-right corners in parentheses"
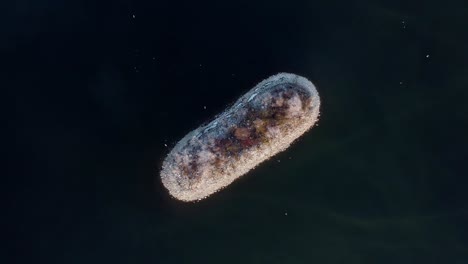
top-left (5, 0), bottom-right (468, 263)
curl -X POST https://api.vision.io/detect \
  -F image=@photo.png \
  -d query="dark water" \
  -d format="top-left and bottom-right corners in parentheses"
top-left (5, 0), bottom-right (468, 263)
